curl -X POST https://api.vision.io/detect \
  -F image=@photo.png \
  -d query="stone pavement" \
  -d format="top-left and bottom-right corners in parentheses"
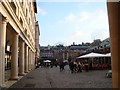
top-left (8, 65), bottom-right (112, 88)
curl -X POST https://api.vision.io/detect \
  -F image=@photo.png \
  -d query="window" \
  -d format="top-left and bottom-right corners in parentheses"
top-left (20, 17), bottom-right (23, 26)
top-left (25, 29), bottom-right (27, 35)
top-left (26, 9), bottom-right (28, 16)
top-left (10, 2), bottom-right (16, 14)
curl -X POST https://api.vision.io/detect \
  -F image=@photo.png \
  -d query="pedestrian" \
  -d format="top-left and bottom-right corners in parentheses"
top-left (77, 61), bottom-right (82, 73)
top-left (74, 60), bottom-right (78, 72)
top-left (59, 62), bottom-right (64, 72)
top-left (84, 60), bottom-right (89, 72)
top-left (50, 63), bottom-right (53, 68)
top-left (69, 61), bottom-right (74, 73)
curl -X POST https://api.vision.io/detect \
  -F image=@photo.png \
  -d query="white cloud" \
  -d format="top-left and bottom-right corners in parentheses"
top-left (63, 8), bottom-right (109, 44)
top-left (78, 11), bottom-right (91, 22)
top-left (65, 13), bottom-right (77, 22)
top-left (37, 6), bottom-right (47, 16)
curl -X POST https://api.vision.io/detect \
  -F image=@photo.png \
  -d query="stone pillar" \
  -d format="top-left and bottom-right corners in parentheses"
top-left (25, 45), bottom-right (29, 73)
top-left (10, 33), bottom-right (19, 80)
top-left (0, 17), bottom-right (8, 87)
top-left (33, 52), bottom-right (35, 69)
top-left (107, 2), bottom-right (120, 88)
top-left (19, 41), bottom-right (25, 76)
top-left (31, 51), bottom-right (33, 69)
top-left (28, 49), bottom-right (31, 71)
top-left (32, 52), bottom-right (35, 69)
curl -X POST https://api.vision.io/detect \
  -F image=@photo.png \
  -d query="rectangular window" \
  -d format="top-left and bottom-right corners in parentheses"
top-left (10, 2), bottom-right (16, 14)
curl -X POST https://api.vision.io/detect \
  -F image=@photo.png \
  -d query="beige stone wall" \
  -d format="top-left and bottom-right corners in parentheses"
top-left (35, 21), bottom-right (40, 66)
top-left (0, 1), bottom-right (36, 52)
top-left (35, 21), bottom-right (40, 59)
top-left (0, 0), bottom-right (38, 88)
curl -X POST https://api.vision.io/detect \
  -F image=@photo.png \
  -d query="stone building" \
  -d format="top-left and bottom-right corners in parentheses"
top-left (35, 21), bottom-right (40, 67)
top-left (0, 0), bottom-right (38, 88)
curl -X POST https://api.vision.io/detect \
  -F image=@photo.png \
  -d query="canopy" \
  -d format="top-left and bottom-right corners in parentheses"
top-left (104, 53), bottom-right (111, 57)
top-left (44, 60), bottom-right (51, 63)
top-left (78, 52), bottom-right (106, 58)
top-left (63, 60), bottom-right (68, 62)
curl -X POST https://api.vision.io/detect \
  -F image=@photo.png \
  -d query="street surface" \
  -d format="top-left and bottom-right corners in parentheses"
top-left (9, 65), bottom-right (112, 88)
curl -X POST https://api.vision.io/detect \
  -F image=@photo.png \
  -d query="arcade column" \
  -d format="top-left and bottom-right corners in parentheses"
top-left (107, 2), bottom-right (120, 88)
top-left (25, 45), bottom-right (29, 73)
top-left (10, 33), bottom-right (19, 80)
top-left (19, 41), bottom-right (25, 76)
top-left (0, 17), bottom-right (8, 87)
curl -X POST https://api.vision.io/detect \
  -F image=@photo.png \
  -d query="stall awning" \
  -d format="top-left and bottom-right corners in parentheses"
top-left (78, 52), bottom-right (106, 58)
top-left (104, 53), bottom-right (111, 57)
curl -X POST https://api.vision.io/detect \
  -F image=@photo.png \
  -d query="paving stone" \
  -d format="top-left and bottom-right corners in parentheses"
top-left (9, 65), bottom-right (112, 88)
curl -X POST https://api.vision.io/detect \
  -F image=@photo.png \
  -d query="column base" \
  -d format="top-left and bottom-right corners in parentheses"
top-left (0, 83), bottom-right (6, 89)
top-left (29, 69), bottom-right (31, 71)
top-left (18, 73), bottom-right (25, 76)
top-left (0, 86), bottom-right (6, 90)
top-left (25, 71), bottom-right (29, 73)
top-left (9, 77), bottom-right (19, 81)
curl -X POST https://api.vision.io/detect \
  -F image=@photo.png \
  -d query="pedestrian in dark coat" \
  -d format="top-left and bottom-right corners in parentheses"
top-left (84, 60), bottom-right (89, 72)
top-left (59, 62), bottom-right (64, 72)
top-left (69, 61), bottom-right (74, 73)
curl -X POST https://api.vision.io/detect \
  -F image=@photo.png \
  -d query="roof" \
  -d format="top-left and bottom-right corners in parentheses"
top-left (78, 52), bottom-right (106, 58)
top-left (104, 53), bottom-right (111, 57)
top-left (69, 45), bottom-right (89, 50)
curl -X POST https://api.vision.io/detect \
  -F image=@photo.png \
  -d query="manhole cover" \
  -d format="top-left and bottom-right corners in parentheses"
top-left (26, 77), bottom-right (34, 79)
top-left (24, 84), bottom-right (35, 88)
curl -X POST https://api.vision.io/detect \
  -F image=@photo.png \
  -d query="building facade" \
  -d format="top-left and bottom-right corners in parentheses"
top-left (40, 44), bottom-right (90, 63)
top-left (35, 21), bottom-right (40, 67)
top-left (0, 0), bottom-right (38, 88)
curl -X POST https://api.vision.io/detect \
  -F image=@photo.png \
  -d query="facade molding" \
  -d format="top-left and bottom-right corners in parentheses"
top-left (0, 2), bottom-right (36, 52)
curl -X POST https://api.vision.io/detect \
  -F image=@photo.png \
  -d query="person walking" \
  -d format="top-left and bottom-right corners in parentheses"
top-left (84, 60), bottom-right (89, 72)
top-left (77, 61), bottom-right (82, 73)
top-left (69, 61), bottom-right (74, 73)
top-left (59, 61), bottom-right (64, 72)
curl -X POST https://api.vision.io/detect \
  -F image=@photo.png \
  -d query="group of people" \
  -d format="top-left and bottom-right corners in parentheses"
top-left (58, 60), bottom-right (89, 73)
top-left (69, 60), bottom-right (82, 73)
top-left (69, 60), bottom-right (89, 73)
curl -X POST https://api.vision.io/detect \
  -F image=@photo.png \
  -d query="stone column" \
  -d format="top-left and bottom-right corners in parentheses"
top-left (28, 49), bottom-right (31, 71)
top-left (19, 41), bottom-right (25, 76)
top-left (10, 33), bottom-right (19, 80)
top-left (31, 51), bottom-right (33, 69)
top-left (32, 52), bottom-right (35, 69)
top-left (28, 47), bottom-right (30, 71)
top-left (25, 45), bottom-right (29, 73)
top-left (0, 17), bottom-right (8, 87)
top-left (33, 52), bottom-right (35, 69)
top-left (107, 2), bottom-right (120, 88)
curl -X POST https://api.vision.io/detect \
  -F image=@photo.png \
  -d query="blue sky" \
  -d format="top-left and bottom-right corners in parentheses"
top-left (36, 1), bottom-right (109, 46)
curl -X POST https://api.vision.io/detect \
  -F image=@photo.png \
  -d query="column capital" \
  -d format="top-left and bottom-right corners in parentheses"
top-left (2, 17), bottom-right (8, 24)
